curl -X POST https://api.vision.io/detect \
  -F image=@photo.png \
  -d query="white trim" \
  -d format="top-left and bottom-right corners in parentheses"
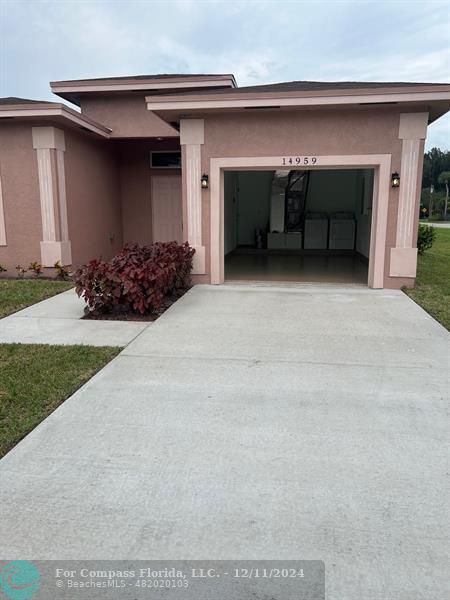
top-left (146, 90), bottom-right (450, 112)
top-left (185, 144), bottom-right (202, 247)
top-left (397, 138), bottom-right (420, 248)
top-left (0, 105), bottom-right (111, 138)
top-left (390, 247), bottom-right (417, 277)
top-left (36, 148), bottom-right (57, 242)
top-left (180, 119), bottom-right (205, 145)
top-left (32, 126), bottom-right (66, 151)
top-left (389, 113), bottom-right (428, 277)
top-left (51, 76), bottom-right (236, 94)
top-left (0, 173), bottom-right (6, 246)
top-left (40, 241), bottom-right (72, 266)
top-left (180, 119), bottom-right (206, 274)
top-left (32, 127), bottom-right (73, 266)
top-left (56, 149), bottom-right (69, 241)
top-left (209, 154), bottom-right (391, 289)
top-left (398, 112), bottom-right (428, 140)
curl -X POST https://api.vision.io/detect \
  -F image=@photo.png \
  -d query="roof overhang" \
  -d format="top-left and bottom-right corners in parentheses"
top-left (145, 84), bottom-right (450, 124)
top-left (0, 102), bottom-right (111, 137)
top-left (50, 74), bottom-right (237, 106)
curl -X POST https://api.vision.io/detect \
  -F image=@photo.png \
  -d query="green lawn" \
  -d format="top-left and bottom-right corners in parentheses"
top-left (0, 344), bottom-right (120, 458)
top-left (405, 228), bottom-right (450, 330)
top-left (0, 279), bottom-right (73, 318)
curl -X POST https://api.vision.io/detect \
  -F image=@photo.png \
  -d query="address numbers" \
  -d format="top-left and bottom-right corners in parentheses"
top-left (282, 156), bottom-right (317, 166)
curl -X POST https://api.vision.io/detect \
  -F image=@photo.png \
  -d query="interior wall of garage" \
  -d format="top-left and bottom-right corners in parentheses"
top-left (306, 170), bottom-right (359, 213)
top-left (224, 168), bottom-right (374, 255)
top-left (355, 169), bottom-right (374, 258)
top-left (224, 172), bottom-right (237, 254)
top-left (225, 171), bottom-right (273, 252)
top-left (237, 172), bottom-right (273, 246)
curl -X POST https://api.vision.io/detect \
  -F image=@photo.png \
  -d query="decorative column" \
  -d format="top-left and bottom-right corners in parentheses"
top-left (390, 113), bottom-right (428, 277)
top-left (180, 119), bottom-right (205, 274)
top-left (0, 171), bottom-right (6, 246)
top-left (32, 127), bottom-right (72, 266)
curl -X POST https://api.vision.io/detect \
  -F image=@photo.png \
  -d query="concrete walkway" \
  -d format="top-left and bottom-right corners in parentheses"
top-left (0, 284), bottom-right (448, 599)
top-left (0, 289), bottom-right (149, 346)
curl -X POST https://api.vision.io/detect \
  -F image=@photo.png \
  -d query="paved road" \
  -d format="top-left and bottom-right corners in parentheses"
top-left (422, 221), bottom-right (450, 228)
top-left (0, 284), bottom-right (448, 599)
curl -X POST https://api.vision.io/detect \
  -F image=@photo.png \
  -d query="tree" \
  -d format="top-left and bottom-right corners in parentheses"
top-left (422, 148), bottom-right (450, 190)
top-left (438, 171), bottom-right (450, 219)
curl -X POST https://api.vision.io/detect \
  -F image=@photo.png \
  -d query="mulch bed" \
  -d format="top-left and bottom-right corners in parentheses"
top-left (81, 288), bottom-right (190, 322)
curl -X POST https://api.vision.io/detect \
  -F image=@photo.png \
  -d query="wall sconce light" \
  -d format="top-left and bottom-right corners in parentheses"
top-left (391, 172), bottom-right (400, 188)
top-left (201, 174), bottom-right (209, 189)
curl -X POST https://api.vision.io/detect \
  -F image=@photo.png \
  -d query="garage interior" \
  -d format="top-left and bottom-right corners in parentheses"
top-left (224, 168), bottom-right (374, 284)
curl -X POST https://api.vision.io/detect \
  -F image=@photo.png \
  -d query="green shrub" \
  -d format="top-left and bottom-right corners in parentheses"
top-left (417, 224), bottom-right (436, 255)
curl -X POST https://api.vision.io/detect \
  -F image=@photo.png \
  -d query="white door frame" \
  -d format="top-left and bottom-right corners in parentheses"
top-left (209, 154), bottom-right (391, 288)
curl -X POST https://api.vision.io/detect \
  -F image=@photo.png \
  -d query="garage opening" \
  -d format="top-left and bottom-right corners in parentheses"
top-left (224, 168), bottom-right (374, 284)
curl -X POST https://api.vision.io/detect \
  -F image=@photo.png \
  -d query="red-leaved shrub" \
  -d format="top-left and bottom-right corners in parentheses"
top-left (74, 242), bottom-right (195, 315)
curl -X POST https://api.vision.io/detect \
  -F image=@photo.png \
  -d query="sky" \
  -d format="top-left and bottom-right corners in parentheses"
top-left (0, 0), bottom-right (449, 149)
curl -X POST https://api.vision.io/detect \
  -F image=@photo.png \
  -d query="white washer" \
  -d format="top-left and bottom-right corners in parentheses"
top-left (304, 213), bottom-right (328, 249)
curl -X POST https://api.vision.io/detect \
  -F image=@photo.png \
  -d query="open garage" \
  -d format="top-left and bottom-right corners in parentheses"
top-left (224, 168), bottom-right (374, 284)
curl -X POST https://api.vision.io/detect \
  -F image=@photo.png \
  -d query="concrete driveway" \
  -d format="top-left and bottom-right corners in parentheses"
top-left (0, 284), bottom-right (448, 599)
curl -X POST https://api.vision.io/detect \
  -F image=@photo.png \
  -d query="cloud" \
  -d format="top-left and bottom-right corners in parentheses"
top-left (0, 0), bottom-right (449, 148)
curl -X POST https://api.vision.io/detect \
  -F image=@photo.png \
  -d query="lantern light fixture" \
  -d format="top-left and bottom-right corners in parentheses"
top-left (391, 172), bottom-right (400, 188)
top-left (201, 174), bottom-right (209, 189)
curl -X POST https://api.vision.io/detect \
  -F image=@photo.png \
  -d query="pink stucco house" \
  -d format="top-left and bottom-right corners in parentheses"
top-left (0, 74), bottom-right (449, 288)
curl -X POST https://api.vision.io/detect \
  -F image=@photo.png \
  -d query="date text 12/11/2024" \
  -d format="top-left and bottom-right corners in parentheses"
top-left (191, 567), bottom-right (306, 579)
top-left (282, 156), bottom-right (318, 166)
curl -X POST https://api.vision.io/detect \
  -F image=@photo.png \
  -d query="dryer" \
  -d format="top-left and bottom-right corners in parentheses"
top-left (329, 212), bottom-right (356, 250)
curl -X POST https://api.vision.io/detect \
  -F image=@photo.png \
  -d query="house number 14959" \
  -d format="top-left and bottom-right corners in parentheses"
top-left (282, 156), bottom-right (317, 166)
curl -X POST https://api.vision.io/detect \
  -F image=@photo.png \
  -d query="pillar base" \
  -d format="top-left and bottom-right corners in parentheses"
top-left (191, 245), bottom-right (205, 274)
top-left (40, 241), bottom-right (72, 267)
top-left (389, 247), bottom-right (417, 277)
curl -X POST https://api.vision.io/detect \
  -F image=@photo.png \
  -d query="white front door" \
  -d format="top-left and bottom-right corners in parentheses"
top-left (151, 175), bottom-right (183, 242)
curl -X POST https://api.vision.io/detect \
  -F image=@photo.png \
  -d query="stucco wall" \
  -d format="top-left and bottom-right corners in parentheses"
top-left (193, 107), bottom-right (412, 288)
top-left (0, 123), bottom-right (42, 272)
top-left (64, 129), bottom-right (123, 266)
top-left (80, 96), bottom-right (179, 139)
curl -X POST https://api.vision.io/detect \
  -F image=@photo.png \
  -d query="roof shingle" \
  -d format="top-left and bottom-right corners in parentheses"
top-left (167, 80), bottom-right (450, 97)
top-left (0, 97), bottom-right (55, 106)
